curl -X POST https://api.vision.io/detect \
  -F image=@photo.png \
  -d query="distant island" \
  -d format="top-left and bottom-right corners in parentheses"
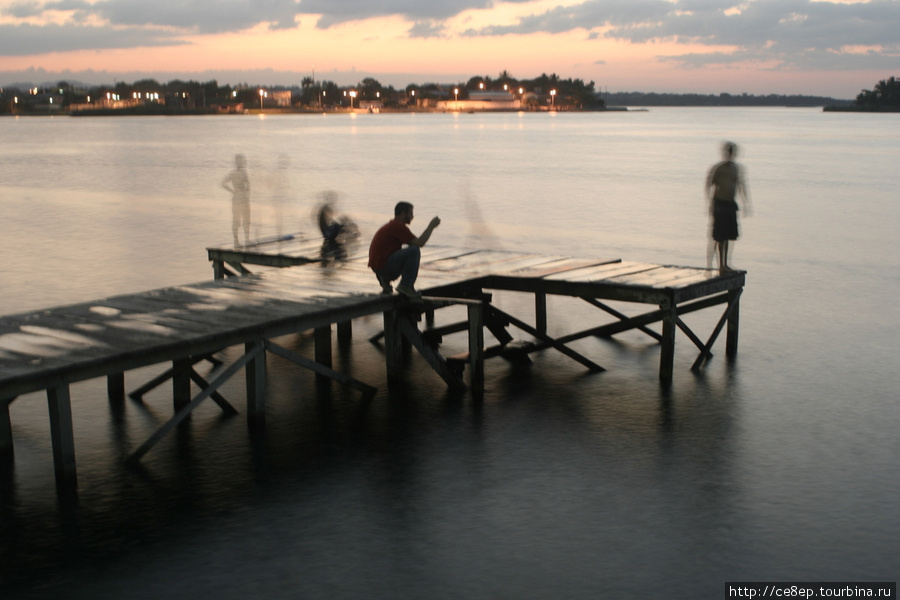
top-left (824, 76), bottom-right (900, 112)
top-left (601, 91), bottom-right (850, 108)
top-left (4, 71), bottom-right (894, 116)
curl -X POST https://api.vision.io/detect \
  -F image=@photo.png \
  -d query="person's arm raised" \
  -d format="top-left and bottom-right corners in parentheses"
top-left (410, 216), bottom-right (441, 247)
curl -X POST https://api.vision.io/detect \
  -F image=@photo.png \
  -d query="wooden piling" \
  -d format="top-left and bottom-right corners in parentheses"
top-left (172, 359), bottom-right (191, 411)
top-left (107, 372), bottom-right (125, 403)
top-left (245, 341), bottom-right (266, 426)
top-left (726, 288), bottom-right (741, 358)
top-left (47, 385), bottom-right (76, 489)
top-left (1, 398), bottom-right (14, 459)
top-left (659, 300), bottom-right (677, 385)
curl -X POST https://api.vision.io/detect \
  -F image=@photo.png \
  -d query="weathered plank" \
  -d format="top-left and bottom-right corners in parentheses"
top-left (509, 257), bottom-right (622, 279)
top-left (605, 267), bottom-right (712, 287)
top-left (543, 261), bottom-right (660, 282)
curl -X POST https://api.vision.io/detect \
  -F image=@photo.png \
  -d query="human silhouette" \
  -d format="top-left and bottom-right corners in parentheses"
top-left (222, 154), bottom-right (251, 247)
top-left (706, 142), bottom-right (751, 271)
top-left (368, 202), bottom-right (440, 300)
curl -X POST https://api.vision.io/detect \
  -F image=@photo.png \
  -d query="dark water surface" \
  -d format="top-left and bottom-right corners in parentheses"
top-left (1, 109), bottom-right (897, 598)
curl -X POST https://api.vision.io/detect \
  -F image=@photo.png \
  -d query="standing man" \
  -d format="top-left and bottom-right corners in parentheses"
top-left (706, 141), bottom-right (751, 271)
top-left (222, 153), bottom-right (251, 247)
top-left (368, 202), bottom-right (441, 300)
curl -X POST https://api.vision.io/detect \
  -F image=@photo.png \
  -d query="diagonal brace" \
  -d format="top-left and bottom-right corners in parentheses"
top-left (581, 296), bottom-right (663, 342)
top-left (397, 313), bottom-right (467, 389)
top-left (126, 344), bottom-right (262, 464)
top-left (265, 340), bottom-right (377, 398)
top-left (690, 289), bottom-right (743, 371)
top-left (487, 306), bottom-right (605, 372)
top-left (190, 368), bottom-right (239, 415)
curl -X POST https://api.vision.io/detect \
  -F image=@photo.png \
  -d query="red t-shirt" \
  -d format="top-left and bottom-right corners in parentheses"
top-left (368, 218), bottom-right (415, 271)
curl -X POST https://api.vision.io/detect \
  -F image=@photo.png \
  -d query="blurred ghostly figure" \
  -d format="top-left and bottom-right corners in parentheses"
top-left (315, 191), bottom-right (360, 266)
top-left (221, 154), bottom-right (251, 247)
top-left (706, 142), bottom-right (751, 271)
top-left (269, 154), bottom-right (291, 239)
top-left (460, 179), bottom-right (501, 249)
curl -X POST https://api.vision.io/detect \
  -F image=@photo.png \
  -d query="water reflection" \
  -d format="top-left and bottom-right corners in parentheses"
top-left (0, 334), bottom-right (839, 599)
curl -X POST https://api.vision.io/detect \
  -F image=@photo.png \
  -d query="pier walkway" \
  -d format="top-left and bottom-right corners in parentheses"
top-left (210, 237), bottom-right (745, 383)
top-left (2, 240), bottom-right (744, 491)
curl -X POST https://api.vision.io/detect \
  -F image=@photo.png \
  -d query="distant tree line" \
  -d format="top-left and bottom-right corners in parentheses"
top-left (853, 76), bottom-right (900, 111)
top-left (15, 72), bottom-right (895, 114)
top-left (0, 71), bottom-right (604, 114)
top-left (602, 91), bottom-right (851, 107)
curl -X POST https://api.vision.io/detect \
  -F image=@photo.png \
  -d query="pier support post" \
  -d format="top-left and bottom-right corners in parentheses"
top-left (315, 326), bottom-right (332, 360)
top-left (468, 303), bottom-right (485, 394)
top-left (107, 372), bottom-right (125, 403)
top-left (726, 288), bottom-right (741, 358)
top-left (212, 259), bottom-right (226, 280)
top-left (1, 398), bottom-right (13, 459)
top-left (659, 300), bottom-right (677, 385)
top-left (172, 358), bottom-right (191, 411)
top-left (315, 325), bottom-right (333, 384)
top-left (245, 341), bottom-right (266, 426)
top-left (383, 309), bottom-right (403, 380)
top-left (337, 320), bottom-right (353, 345)
top-left (535, 292), bottom-right (547, 336)
top-left (47, 385), bottom-right (77, 489)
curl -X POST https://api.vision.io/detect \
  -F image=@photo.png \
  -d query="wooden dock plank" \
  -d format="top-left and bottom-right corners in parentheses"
top-left (481, 254), bottom-right (585, 275)
top-left (422, 250), bottom-right (544, 273)
top-left (505, 257), bottom-right (622, 279)
top-left (542, 261), bottom-right (661, 282)
top-left (609, 268), bottom-right (718, 288)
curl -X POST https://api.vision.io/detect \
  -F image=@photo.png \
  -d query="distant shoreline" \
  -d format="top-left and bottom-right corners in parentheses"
top-left (11, 105), bottom-right (635, 117)
top-left (5, 105), bottom-right (871, 117)
top-left (823, 105), bottom-right (900, 113)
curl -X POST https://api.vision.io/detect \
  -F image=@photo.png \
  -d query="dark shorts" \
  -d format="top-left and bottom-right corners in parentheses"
top-left (712, 200), bottom-right (739, 241)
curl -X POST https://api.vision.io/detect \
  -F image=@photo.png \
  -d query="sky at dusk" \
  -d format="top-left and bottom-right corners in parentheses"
top-left (1, 0), bottom-right (898, 98)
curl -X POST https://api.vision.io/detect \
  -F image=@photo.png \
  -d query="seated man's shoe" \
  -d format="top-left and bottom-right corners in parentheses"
top-left (396, 284), bottom-right (423, 302)
top-left (376, 274), bottom-right (393, 295)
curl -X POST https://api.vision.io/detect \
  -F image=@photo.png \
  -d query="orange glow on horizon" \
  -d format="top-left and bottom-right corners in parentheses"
top-left (0, 0), bottom-right (885, 97)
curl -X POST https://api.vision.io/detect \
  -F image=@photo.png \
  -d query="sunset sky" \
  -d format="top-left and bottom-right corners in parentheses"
top-left (1, 0), bottom-right (897, 98)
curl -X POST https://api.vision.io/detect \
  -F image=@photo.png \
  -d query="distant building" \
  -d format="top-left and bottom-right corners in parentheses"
top-left (359, 100), bottom-right (384, 112)
top-left (438, 90), bottom-right (520, 111)
top-left (271, 90), bottom-right (292, 107)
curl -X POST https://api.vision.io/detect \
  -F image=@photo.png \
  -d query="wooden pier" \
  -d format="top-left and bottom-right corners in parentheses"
top-left (2, 239), bottom-right (744, 491)
top-left (210, 237), bottom-right (745, 383)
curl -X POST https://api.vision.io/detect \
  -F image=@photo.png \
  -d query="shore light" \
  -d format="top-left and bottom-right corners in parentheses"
top-left (550, 89), bottom-right (557, 108)
top-left (454, 88), bottom-right (459, 110)
top-left (349, 90), bottom-right (357, 109)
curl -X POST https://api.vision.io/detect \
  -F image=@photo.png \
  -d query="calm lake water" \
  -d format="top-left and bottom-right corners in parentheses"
top-left (1, 108), bottom-right (898, 598)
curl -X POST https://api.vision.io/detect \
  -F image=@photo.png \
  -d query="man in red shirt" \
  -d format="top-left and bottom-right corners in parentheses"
top-left (368, 201), bottom-right (441, 300)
